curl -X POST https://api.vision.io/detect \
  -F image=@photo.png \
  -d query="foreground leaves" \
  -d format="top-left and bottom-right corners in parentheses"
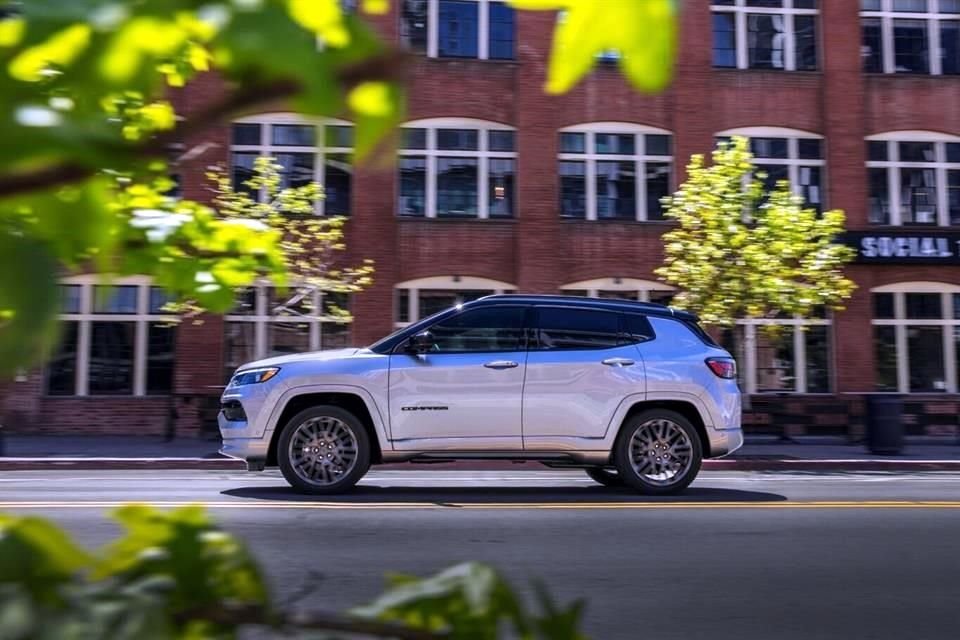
top-left (0, 506), bottom-right (589, 639)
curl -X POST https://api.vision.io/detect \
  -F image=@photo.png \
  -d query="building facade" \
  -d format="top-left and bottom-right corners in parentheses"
top-left (5, 0), bottom-right (960, 437)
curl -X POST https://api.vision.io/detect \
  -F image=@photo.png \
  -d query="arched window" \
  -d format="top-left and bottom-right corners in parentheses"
top-left (559, 278), bottom-right (675, 305)
top-left (871, 282), bottom-right (960, 392)
top-left (394, 276), bottom-right (515, 326)
top-left (717, 126), bottom-right (825, 211)
top-left (398, 118), bottom-right (516, 219)
top-left (230, 114), bottom-right (353, 216)
top-left (558, 123), bottom-right (674, 222)
top-left (46, 277), bottom-right (176, 397)
top-left (730, 312), bottom-right (832, 395)
top-left (866, 131), bottom-right (960, 226)
top-left (711, 0), bottom-right (819, 71)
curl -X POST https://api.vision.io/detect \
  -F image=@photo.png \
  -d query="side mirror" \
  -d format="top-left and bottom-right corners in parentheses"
top-left (407, 330), bottom-right (436, 354)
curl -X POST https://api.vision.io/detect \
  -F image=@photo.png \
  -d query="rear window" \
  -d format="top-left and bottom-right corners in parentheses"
top-left (535, 307), bottom-right (621, 350)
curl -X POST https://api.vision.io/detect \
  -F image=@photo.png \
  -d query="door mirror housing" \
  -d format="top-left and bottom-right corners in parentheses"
top-left (407, 330), bottom-right (436, 354)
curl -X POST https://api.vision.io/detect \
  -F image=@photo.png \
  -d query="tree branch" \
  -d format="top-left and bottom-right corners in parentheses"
top-left (0, 49), bottom-right (408, 199)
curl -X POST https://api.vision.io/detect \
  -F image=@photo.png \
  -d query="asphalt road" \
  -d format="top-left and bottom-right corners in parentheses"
top-left (2, 469), bottom-right (960, 640)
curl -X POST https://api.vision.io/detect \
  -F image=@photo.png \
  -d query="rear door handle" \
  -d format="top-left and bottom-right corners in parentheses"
top-left (602, 357), bottom-right (635, 367)
top-left (484, 360), bottom-right (519, 369)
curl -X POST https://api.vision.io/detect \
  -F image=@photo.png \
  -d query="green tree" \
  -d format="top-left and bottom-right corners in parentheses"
top-left (0, 0), bottom-right (679, 375)
top-left (656, 136), bottom-right (856, 332)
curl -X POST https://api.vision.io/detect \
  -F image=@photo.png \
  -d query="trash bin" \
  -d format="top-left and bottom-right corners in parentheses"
top-left (865, 394), bottom-right (904, 455)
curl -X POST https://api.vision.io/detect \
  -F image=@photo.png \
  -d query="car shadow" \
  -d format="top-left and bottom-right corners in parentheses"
top-left (221, 484), bottom-right (787, 504)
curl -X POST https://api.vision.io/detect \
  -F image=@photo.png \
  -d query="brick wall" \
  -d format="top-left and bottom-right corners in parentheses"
top-left (9, 4), bottom-right (960, 435)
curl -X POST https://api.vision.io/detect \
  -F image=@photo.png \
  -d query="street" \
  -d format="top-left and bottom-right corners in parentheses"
top-left (2, 469), bottom-right (959, 639)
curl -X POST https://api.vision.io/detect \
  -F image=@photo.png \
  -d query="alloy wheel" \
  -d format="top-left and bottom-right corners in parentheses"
top-left (288, 416), bottom-right (359, 486)
top-left (628, 417), bottom-right (694, 486)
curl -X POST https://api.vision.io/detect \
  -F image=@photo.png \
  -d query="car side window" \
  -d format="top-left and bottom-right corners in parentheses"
top-left (428, 306), bottom-right (527, 353)
top-left (535, 307), bottom-right (621, 350)
top-left (621, 313), bottom-right (655, 344)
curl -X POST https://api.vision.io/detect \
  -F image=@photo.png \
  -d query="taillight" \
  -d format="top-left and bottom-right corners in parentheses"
top-left (706, 357), bottom-right (737, 379)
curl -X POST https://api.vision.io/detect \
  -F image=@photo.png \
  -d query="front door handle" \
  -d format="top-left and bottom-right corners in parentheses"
top-left (484, 360), bottom-right (519, 369)
top-left (602, 357), bottom-right (635, 367)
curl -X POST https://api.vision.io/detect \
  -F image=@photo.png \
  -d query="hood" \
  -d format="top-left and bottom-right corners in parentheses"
top-left (235, 348), bottom-right (366, 372)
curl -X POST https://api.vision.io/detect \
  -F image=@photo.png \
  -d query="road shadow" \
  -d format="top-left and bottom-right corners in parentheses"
top-left (221, 484), bottom-right (787, 504)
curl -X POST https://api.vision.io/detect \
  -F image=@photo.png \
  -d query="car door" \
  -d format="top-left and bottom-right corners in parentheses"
top-left (388, 304), bottom-right (529, 449)
top-left (522, 306), bottom-right (648, 445)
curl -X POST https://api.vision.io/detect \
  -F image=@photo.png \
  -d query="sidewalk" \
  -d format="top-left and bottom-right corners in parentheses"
top-left (1, 433), bottom-right (959, 471)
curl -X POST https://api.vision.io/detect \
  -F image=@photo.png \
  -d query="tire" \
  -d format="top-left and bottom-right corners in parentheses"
top-left (584, 467), bottom-right (625, 488)
top-left (277, 405), bottom-right (371, 494)
top-left (613, 409), bottom-right (703, 495)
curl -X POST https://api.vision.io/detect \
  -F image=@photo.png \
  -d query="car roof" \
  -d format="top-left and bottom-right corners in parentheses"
top-left (466, 294), bottom-right (698, 322)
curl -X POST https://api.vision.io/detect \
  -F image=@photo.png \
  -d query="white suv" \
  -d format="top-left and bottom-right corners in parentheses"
top-left (219, 295), bottom-right (743, 495)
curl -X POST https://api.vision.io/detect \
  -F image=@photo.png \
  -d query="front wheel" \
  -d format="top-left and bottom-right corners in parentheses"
top-left (613, 409), bottom-right (702, 495)
top-left (277, 405), bottom-right (371, 494)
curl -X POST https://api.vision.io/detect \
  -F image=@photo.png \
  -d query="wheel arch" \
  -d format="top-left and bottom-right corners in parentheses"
top-left (621, 399), bottom-right (710, 458)
top-left (267, 392), bottom-right (384, 466)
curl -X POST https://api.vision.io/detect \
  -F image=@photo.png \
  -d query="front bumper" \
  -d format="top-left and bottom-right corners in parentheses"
top-left (707, 427), bottom-right (744, 459)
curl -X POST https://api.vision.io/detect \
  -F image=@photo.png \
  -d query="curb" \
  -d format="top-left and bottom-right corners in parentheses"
top-left (1, 458), bottom-right (960, 472)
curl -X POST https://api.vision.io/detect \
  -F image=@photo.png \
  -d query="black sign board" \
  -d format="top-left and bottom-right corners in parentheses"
top-left (842, 231), bottom-right (960, 265)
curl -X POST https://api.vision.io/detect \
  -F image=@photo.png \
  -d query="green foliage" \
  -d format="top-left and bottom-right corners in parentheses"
top-left (0, 507), bottom-right (589, 639)
top-left (207, 156), bottom-right (374, 319)
top-left (656, 137), bottom-right (856, 327)
top-left (507, 0), bottom-right (677, 93)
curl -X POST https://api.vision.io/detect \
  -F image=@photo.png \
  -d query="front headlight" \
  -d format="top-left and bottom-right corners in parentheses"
top-left (231, 367), bottom-right (280, 386)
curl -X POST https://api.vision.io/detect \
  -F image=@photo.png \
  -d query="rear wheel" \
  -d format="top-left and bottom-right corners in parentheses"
top-left (277, 405), bottom-right (371, 494)
top-left (584, 467), bottom-right (625, 487)
top-left (613, 409), bottom-right (702, 495)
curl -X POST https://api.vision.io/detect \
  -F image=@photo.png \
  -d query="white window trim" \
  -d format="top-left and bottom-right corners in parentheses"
top-left (718, 127), bottom-right (827, 207)
top-left (866, 131), bottom-right (960, 226)
top-left (394, 276), bottom-right (515, 326)
top-left (224, 284), bottom-right (350, 361)
top-left (399, 118), bottom-right (516, 219)
top-left (733, 316), bottom-right (833, 395)
top-left (410, 0), bottom-right (510, 60)
top-left (871, 283), bottom-right (960, 393)
top-left (54, 276), bottom-right (174, 397)
top-left (231, 113), bottom-right (353, 216)
top-left (862, 0), bottom-right (960, 75)
top-left (560, 278), bottom-right (675, 302)
top-left (558, 122), bottom-right (674, 222)
top-left (712, 0), bottom-right (820, 71)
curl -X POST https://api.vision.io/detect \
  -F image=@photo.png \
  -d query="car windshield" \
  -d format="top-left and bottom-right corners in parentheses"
top-left (366, 305), bottom-right (459, 353)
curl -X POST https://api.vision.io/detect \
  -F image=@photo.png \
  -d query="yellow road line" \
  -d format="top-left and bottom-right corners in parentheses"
top-left (2, 501), bottom-right (960, 510)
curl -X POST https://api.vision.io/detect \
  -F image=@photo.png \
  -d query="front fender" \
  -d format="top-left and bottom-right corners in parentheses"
top-left (263, 384), bottom-right (392, 452)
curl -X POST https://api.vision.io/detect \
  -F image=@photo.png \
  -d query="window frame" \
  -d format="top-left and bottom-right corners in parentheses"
top-left (866, 131), bottom-right (960, 226)
top-left (230, 113), bottom-right (353, 216)
top-left (402, 0), bottom-right (515, 60)
top-left (717, 127), bottom-right (828, 210)
top-left (47, 277), bottom-right (176, 397)
top-left (870, 282), bottom-right (960, 393)
top-left (559, 278), bottom-right (676, 304)
top-left (861, 0), bottom-right (960, 75)
top-left (224, 284), bottom-right (351, 372)
top-left (394, 276), bottom-right (516, 327)
top-left (711, 0), bottom-right (821, 71)
top-left (398, 119), bottom-right (517, 219)
top-left (733, 315), bottom-right (834, 395)
top-left (558, 123), bottom-right (674, 222)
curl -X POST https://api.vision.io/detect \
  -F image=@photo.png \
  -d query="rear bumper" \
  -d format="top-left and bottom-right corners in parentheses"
top-left (706, 427), bottom-right (744, 459)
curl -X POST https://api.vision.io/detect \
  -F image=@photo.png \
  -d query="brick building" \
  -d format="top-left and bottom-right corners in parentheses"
top-left (5, 0), bottom-right (960, 437)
